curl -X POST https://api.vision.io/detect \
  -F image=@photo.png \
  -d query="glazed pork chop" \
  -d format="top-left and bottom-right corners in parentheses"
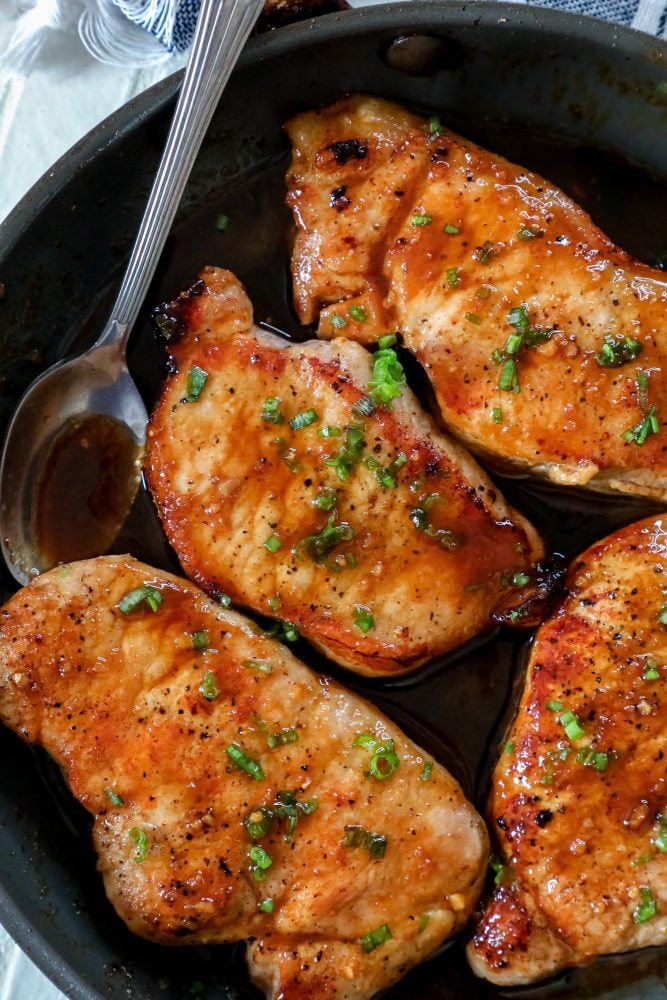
top-left (0, 555), bottom-right (489, 1000)
top-left (145, 266), bottom-right (545, 677)
top-left (468, 515), bottom-right (667, 985)
top-left (285, 95), bottom-right (667, 500)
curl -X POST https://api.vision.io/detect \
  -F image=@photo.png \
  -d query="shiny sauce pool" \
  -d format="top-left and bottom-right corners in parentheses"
top-left (33, 413), bottom-right (142, 567)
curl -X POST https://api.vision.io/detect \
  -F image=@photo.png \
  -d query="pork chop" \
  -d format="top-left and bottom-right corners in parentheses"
top-left (467, 515), bottom-right (667, 985)
top-left (285, 95), bottom-right (667, 500)
top-left (145, 266), bottom-right (545, 677)
top-left (0, 554), bottom-right (488, 999)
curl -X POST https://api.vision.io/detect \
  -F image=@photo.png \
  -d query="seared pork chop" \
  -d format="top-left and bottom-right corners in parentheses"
top-left (285, 95), bottom-right (667, 500)
top-left (468, 515), bottom-right (667, 985)
top-left (0, 555), bottom-right (488, 1000)
top-left (145, 266), bottom-right (544, 677)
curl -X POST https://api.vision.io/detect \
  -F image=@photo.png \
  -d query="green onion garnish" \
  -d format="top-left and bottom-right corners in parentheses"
top-left (517, 225), bottom-right (542, 240)
top-left (351, 395), bottom-right (375, 418)
top-left (546, 699), bottom-right (564, 712)
top-left (378, 334), bottom-right (397, 349)
top-left (361, 923), bottom-right (392, 953)
top-left (511, 572), bottom-right (529, 588)
top-left (368, 343), bottom-right (406, 408)
top-left (595, 334), bottom-right (643, 368)
top-left (492, 406), bottom-right (503, 424)
top-left (348, 304), bottom-right (368, 323)
top-left (268, 594), bottom-right (282, 612)
top-left (409, 493), bottom-right (460, 550)
top-left (411, 214), bottom-right (432, 227)
top-left (185, 365), bottom-right (208, 403)
top-left (258, 897), bottom-right (274, 913)
top-left (226, 744), bottom-right (265, 781)
top-left (634, 886), bottom-right (658, 923)
top-left (353, 605), bottom-right (375, 634)
top-left (330, 313), bottom-right (348, 329)
top-left (117, 585), bottom-right (163, 615)
top-left (446, 266), bottom-right (461, 288)
top-left (219, 592), bottom-right (232, 608)
top-left (499, 358), bottom-right (520, 393)
top-left (318, 425), bottom-right (342, 438)
top-left (354, 733), bottom-right (400, 780)
top-left (248, 844), bottom-right (272, 881)
top-left (267, 727), bottom-right (299, 749)
top-left (242, 658), bottom-right (273, 674)
top-left (129, 827), bottom-right (148, 863)
top-left (289, 408), bottom-right (319, 430)
top-left (104, 788), bottom-right (124, 807)
top-left (200, 670), bottom-right (219, 700)
top-left (504, 741), bottom-right (514, 755)
top-left (313, 488), bottom-right (337, 511)
top-left (244, 806), bottom-right (273, 841)
top-left (215, 212), bottom-right (230, 231)
top-left (474, 241), bottom-right (494, 263)
top-left (429, 115), bottom-right (442, 134)
top-left (264, 533), bottom-right (282, 553)
top-left (659, 603), bottom-right (667, 625)
top-left (420, 761), bottom-right (433, 781)
top-left (559, 709), bottom-right (585, 741)
top-left (575, 748), bottom-right (609, 771)
top-left (464, 312), bottom-right (481, 325)
top-left (443, 223), bottom-right (460, 235)
top-left (418, 913), bottom-right (430, 933)
top-left (654, 821), bottom-right (667, 853)
top-left (324, 423), bottom-right (366, 481)
top-left (489, 855), bottom-right (515, 887)
top-left (341, 824), bottom-right (387, 860)
top-left (622, 404), bottom-right (660, 446)
top-left (296, 512), bottom-right (355, 563)
top-left (644, 657), bottom-right (660, 681)
top-left (192, 630), bottom-right (208, 652)
top-left (261, 397), bottom-right (284, 424)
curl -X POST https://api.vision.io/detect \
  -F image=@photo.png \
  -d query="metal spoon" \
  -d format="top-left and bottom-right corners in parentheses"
top-left (0, 0), bottom-right (264, 586)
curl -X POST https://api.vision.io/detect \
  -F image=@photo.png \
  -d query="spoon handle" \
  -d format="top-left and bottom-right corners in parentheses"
top-left (98, 0), bottom-right (264, 347)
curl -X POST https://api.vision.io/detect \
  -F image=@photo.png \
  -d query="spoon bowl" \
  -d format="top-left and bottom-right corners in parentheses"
top-left (0, 0), bottom-right (264, 586)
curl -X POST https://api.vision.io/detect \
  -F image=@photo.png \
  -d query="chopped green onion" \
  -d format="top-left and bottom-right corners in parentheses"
top-left (261, 397), bottom-right (284, 424)
top-left (258, 897), bottom-right (274, 913)
top-left (504, 741), bottom-right (514, 755)
top-left (248, 844), bottom-right (272, 881)
top-left (199, 670), bottom-right (219, 700)
top-left (499, 358), bottom-right (520, 393)
top-left (341, 824), bottom-right (387, 860)
top-left (492, 406), bottom-right (503, 424)
top-left (354, 733), bottom-right (400, 780)
top-left (264, 533), bottom-right (282, 553)
top-left (192, 630), bottom-right (208, 652)
top-left (575, 748), bottom-right (609, 772)
top-left (511, 572), bottom-right (530, 588)
top-left (634, 886), bottom-right (658, 923)
top-left (313, 488), bottom-right (337, 511)
top-left (595, 334), bottom-right (643, 368)
top-left (446, 266), bottom-right (461, 288)
top-left (351, 395), bottom-right (375, 418)
top-left (654, 821), bottom-right (667, 853)
top-left (330, 313), bottom-right (348, 329)
top-left (104, 788), bottom-right (124, 807)
top-left (219, 592), bottom-right (232, 608)
top-left (622, 404), bottom-right (660, 446)
top-left (659, 603), bottom-right (667, 625)
top-left (244, 806), bottom-right (273, 841)
top-left (644, 657), bottom-right (660, 681)
top-left (185, 365), bottom-right (208, 403)
top-left (267, 727), bottom-right (299, 749)
top-left (353, 605), bottom-right (375, 634)
top-left (361, 923), bottom-right (392, 953)
top-left (546, 699), bottom-right (564, 712)
top-left (368, 344), bottom-right (406, 408)
top-left (489, 855), bottom-right (515, 887)
top-left (428, 115), bottom-right (442, 134)
top-left (215, 212), bottom-right (230, 231)
top-left (474, 241), bottom-right (494, 263)
top-left (409, 493), bottom-right (460, 550)
top-left (324, 424), bottom-right (366, 481)
top-left (268, 594), bottom-right (282, 612)
top-left (129, 827), bottom-right (148, 863)
top-left (378, 334), bottom-right (397, 349)
top-left (559, 709), bottom-right (585, 741)
top-left (226, 744), bottom-right (265, 781)
top-left (418, 913), bottom-right (430, 933)
top-left (262, 619), bottom-right (299, 643)
top-left (411, 214), bottom-right (432, 227)
top-left (420, 761), bottom-right (434, 781)
top-left (517, 225), bottom-right (542, 240)
top-left (464, 312), bottom-right (481, 325)
top-left (272, 437), bottom-right (300, 473)
top-left (117, 585), bottom-right (163, 615)
top-left (242, 658), bottom-right (273, 674)
top-left (296, 512), bottom-right (355, 562)
top-left (318, 425), bottom-right (342, 438)
top-left (347, 304), bottom-right (368, 323)
top-left (289, 408), bottom-right (319, 430)
top-left (443, 223), bottom-right (459, 235)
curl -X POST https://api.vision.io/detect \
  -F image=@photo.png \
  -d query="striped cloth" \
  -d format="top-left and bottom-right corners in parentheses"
top-left (128, 0), bottom-right (667, 51)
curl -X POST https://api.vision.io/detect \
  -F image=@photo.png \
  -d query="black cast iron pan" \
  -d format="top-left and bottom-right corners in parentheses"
top-left (0, 3), bottom-right (667, 997)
